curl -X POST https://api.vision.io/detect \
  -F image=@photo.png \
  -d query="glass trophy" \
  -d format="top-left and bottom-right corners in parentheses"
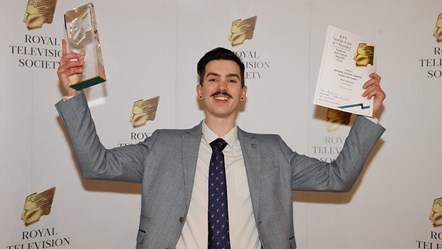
top-left (64, 3), bottom-right (106, 90)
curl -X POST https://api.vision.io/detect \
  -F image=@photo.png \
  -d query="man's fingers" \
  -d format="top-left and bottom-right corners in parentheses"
top-left (60, 53), bottom-right (81, 65)
top-left (58, 52), bottom-right (84, 78)
top-left (362, 73), bottom-right (382, 97)
top-left (57, 53), bottom-right (84, 88)
top-left (61, 59), bottom-right (84, 70)
top-left (62, 39), bottom-right (67, 55)
top-left (59, 66), bottom-right (83, 76)
top-left (361, 72), bottom-right (386, 117)
top-left (58, 59), bottom-right (83, 76)
top-left (57, 40), bottom-right (82, 96)
top-left (369, 72), bottom-right (381, 82)
top-left (363, 75), bottom-right (381, 89)
top-left (363, 86), bottom-right (383, 99)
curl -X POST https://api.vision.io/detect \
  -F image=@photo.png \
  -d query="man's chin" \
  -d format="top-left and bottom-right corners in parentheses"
top-left (205, 110), bottom-right (238, 119)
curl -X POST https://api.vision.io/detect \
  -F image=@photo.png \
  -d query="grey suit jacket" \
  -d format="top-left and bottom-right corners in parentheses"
top-left (56, 92), bottom-right (385, 249)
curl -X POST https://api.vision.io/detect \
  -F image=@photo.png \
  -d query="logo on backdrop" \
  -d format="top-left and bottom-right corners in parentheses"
top-left (228, 16), bottom-right (258, 47)
top-left (9, 35), bottom-right (62, 69)
top-left (228, 16), bottom-right (271, 81)
top-left (21, 187), bottom-right (56, 226)
top-left (5, 227), bottom-right (71, 249)
top-left (23, 0), bottom-right (58, 30)
top-left (434, 14), bottom-right (442, 43)
top-left (4, 187), bottom-right (73, 248)
top-left (417, 13), bottom-right (442, 79)
top-left (7, 1), bottom-right (60, 69)
top-left (117, 96), bottom-right (160, 147)
top-left (324, 108), bottom-right (351, 132)
top-left (415, 198), bottom-right (442, 248)
top-left (430, 198), bottom-right (442, 227)
top-left (130, 96), bottom-right (160, 128)
top-left (309, 109), bottom-right (350, 163)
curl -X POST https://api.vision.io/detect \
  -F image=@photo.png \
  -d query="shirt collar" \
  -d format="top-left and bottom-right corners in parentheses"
top-left (202, 121), bottom-right (238, 149)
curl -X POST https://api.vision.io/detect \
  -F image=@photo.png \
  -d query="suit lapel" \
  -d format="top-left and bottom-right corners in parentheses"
top-left (238, 128), bottom-right (262, 219)
top-left (181, 123), bottom-right (203, 210)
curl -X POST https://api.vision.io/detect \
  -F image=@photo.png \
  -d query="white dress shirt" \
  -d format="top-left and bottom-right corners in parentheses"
top-left (176, 121), bottom-right (261, 249)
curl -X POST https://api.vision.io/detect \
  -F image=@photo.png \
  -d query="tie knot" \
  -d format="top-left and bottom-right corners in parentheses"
top-left (210, 138), bottom-right (228, 153)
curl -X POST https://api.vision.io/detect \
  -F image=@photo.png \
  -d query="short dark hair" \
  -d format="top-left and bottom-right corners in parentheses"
top-left (197, 47), bottom-right (245, 87)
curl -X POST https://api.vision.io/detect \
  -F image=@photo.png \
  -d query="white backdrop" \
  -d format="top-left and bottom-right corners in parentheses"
top-left (1, 0), bottom-right (442, 248)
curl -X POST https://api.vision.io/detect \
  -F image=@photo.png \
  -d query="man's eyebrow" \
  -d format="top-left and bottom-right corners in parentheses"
top-left (206, 72), bottom-right (220, 77)
top-left (226, 73), bottom-right (240, 79)
top-left (205, 72), bottom-right (240, 79)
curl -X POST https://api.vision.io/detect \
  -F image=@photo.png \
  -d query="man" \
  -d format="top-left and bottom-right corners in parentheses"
top-left (56, 41), bottom-right (385, 249)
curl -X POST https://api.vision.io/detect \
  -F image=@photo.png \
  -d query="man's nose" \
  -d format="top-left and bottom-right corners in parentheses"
top-left (217, 78), bottom-right (227, 91)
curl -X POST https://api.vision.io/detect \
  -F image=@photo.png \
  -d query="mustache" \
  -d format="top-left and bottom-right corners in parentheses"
top-left (210, 90), bottom-right (232, 98)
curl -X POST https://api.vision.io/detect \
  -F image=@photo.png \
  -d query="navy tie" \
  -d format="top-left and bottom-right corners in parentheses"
top-left (208, 138), bottom-right (231, 249)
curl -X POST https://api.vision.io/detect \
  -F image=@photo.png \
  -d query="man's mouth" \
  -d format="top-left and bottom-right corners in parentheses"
top-left (210, 91), bottom-right (232, 100)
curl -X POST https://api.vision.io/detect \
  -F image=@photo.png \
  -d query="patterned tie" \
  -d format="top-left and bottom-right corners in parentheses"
top-left (208, 138), bottom-right (231, 249)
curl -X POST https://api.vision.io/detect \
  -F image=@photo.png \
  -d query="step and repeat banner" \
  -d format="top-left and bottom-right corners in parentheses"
top-left (1, 0), bottom-right (442, 248)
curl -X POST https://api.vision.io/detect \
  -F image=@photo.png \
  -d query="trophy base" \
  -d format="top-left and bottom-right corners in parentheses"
top-left (70, 76), bottom-right (106, 91)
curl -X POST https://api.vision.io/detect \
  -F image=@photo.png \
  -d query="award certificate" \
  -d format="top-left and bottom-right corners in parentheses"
top-left (314, 26), bottom-right (375, 117)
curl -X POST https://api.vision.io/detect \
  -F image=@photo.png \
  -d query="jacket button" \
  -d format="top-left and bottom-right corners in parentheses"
top-left (179, 217), bottom-right (184, 223)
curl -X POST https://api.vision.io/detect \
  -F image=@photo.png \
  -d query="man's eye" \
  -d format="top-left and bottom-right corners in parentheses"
top-left (229, 79), bottom-right (238, 83)
top-left (208, 78), bottom-right (217, 82)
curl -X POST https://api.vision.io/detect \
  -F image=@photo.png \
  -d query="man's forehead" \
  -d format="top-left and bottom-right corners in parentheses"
top-left (205, 60), bottom-right (241, 74)
top-left (205, 72), bottom-right (240, 78)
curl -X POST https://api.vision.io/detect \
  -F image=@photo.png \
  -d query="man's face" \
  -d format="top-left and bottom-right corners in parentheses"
top-left (196, 59), bottom-right (247, 121)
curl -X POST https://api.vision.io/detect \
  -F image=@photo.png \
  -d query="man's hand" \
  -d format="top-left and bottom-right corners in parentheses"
top-left (57, 39), bottom-right (84, 97)
top-left (362, 72), bottom-right (386, 118)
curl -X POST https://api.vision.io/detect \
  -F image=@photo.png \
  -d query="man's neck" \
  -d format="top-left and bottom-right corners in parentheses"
top-left (204, 117), bottom-right (236, 137)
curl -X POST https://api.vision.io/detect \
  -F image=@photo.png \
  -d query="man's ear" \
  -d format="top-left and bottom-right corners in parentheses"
top-left (241, 85), bottom-right (248, 100)
top-left (196, 84), bottom-right (202, 98)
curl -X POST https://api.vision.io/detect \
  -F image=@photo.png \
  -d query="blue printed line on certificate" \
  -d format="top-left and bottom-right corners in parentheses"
top-left (338, 103), bottom-right (371, 110)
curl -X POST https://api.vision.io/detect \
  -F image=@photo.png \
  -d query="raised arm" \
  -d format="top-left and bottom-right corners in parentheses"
top-left (55, 40), bottom-right (147, 183)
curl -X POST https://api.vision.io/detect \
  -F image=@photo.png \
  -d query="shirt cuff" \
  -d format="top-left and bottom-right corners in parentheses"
top-left (364, 116), bottom-right (379, 124)
top-left (62, 93), bottom-right (81, 101)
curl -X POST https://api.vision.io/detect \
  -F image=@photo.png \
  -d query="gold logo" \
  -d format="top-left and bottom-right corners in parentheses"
top-left (228, 16), bottom-right (258, 47)
top-left (434, 13), bottom-right (442, 43)
top-left (430, 198), bottom-right (442, 227)
top-left (324, 108), bottom-right (351, 131)
top-left (23, 0), bottom-right (57, 30)
top-left (353, 43), bottom-right (374, 67)
top-left (21, 187), bottom-right (56, 226)
top-left (130, 96), bottom-right (160, 128)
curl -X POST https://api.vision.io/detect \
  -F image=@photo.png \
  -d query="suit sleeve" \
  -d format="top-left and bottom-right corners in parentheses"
top-left (287, 116), bottom-right (385, 192)
top-left (55, 92), bottom-right (151, 183)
